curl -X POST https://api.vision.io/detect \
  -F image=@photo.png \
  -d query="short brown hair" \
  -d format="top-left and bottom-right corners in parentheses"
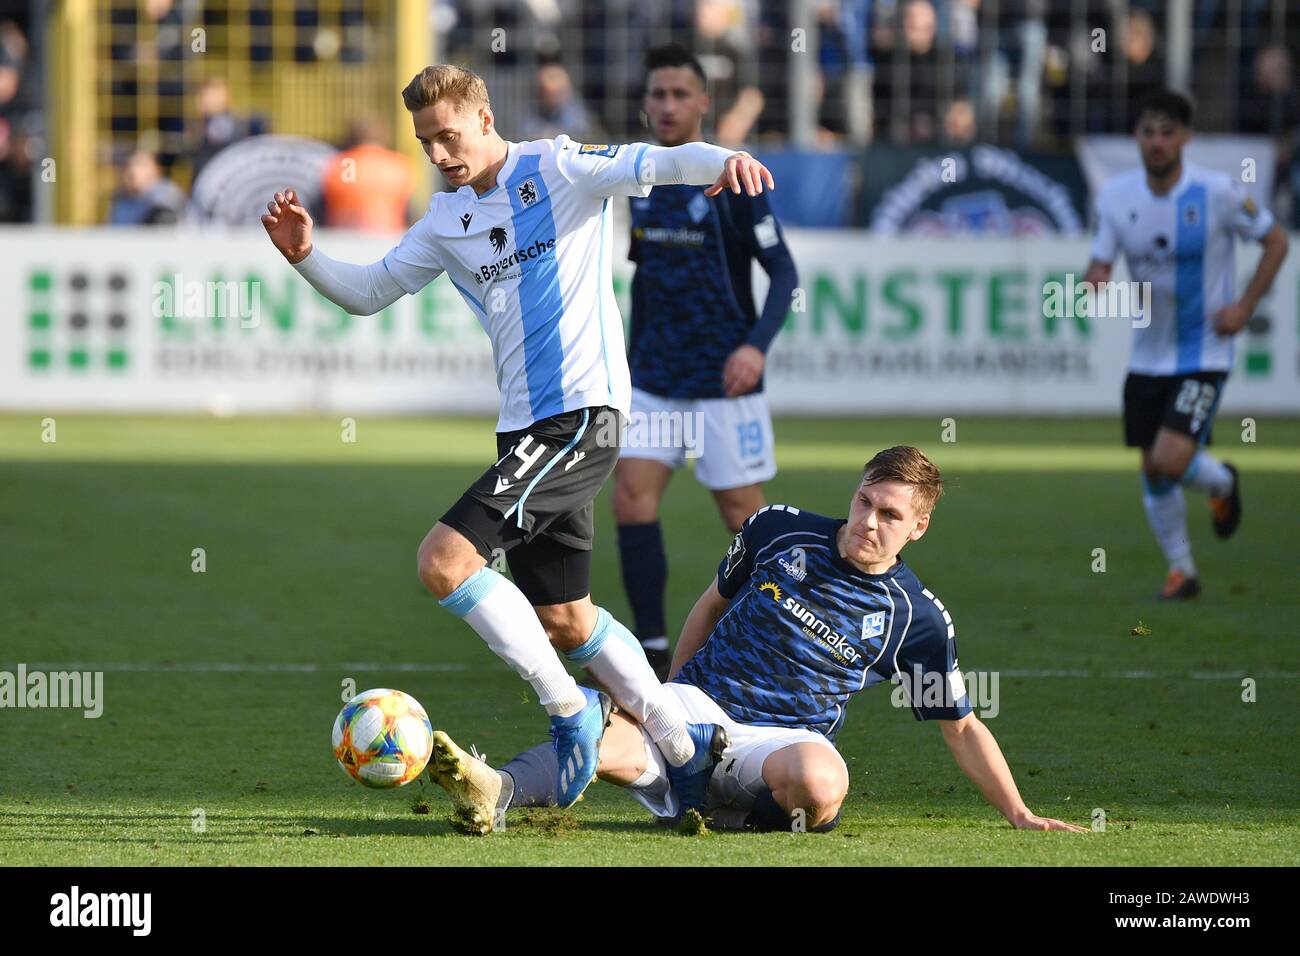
top-left (862, 446), bottom-right (943, 514)
top-left (401, 64), bottom-right (490, 114)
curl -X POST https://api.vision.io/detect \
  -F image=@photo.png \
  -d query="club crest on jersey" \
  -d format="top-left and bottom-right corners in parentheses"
top-left (688, 192), bottom-right (710, 223)
top-left (862, 611), bottom-right (886, 641)
top-left (1242, 196), bottom-right (1258, 218)
top-left (489, 226), bottom-right (508, 254)
top-left (517, 179), bottom-right (538, 207)
top-left (723, 532), bottom-right (746, 577)
top-left (578, 143), bottom-right (620, 158)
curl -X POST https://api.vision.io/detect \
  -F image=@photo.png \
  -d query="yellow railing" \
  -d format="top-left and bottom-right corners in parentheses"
top-left (50, 0), bottom-right (433, 224)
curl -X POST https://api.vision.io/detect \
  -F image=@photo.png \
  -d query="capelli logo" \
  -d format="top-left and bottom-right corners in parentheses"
top-left (49, 886), bottom-right (151, 936)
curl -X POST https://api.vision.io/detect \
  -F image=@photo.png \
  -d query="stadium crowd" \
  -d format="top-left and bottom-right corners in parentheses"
top-left (0, 1), bottom-right (1298, 225)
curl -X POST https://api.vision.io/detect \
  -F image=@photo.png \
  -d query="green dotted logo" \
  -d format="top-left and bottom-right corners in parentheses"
top-left (27, 268), bottom-right (132, 372)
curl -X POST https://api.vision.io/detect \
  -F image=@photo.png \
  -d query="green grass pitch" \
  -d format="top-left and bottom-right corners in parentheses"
top-left (1, 413), bottom-right (1297, 866)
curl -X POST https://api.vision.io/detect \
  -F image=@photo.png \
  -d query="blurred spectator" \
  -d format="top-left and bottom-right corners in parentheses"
top-left (815, 1), bottom-right (871, 143)
top-left (1117, 9), bottom-right (1164, 131)
top-left (519, 61), bottom-right (603, 141)
top-left (1239, 45), bottom-right (1300, 137)
top-left (1239, 45), bottom-right (1300, 228)
top-left (0, 19), bottom-right (36, 222)
top-left (109, 150), bottom-right (186, 225)
top-left (942, 97), bottom-right (977, 146)
top-left (320, 117), bottom-right (416, 233)
top-left (694, 0), bottom-right (764, 147)
top-left (980, 0), bottom-right (1047, 146)
top-left (189, 77), bottom-right (267, 181)
top-left (872, 0), bottom-right (944, 143)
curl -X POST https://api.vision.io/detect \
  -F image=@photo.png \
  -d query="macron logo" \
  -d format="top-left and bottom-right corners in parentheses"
top-left (50, 886), bottom-right (151, 936)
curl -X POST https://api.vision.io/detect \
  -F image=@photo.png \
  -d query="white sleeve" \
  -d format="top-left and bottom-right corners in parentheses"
top-left (291, 247), bottom-right (408, 316)
top-left (1218, 179), bottom-right (1275, 240)
top-left (552, 134), bottom-right (736, 198)
top-left (1089, 192), bottom-right (1118, 263)
top-left (638, 141), bottom-right (737, 187)
top-left (380, 207), bottom-right (447, 293)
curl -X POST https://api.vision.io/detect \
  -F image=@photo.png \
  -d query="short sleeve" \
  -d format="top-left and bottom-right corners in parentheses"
top-left (1218, 180), bottom-right (1274, 241)
top-left (1089, 193), bottom-right (1118, 263)
top-left (381, 204), bottom-right (446, 294)
top-left (894, 599), bottom-right (973, 722)
top-left (716, 521), bottom-right (757, 599)
top-left (553, 134), bottom-right (653, 199)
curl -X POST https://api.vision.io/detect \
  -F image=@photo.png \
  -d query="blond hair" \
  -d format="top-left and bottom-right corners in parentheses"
top-left (401, 64), bottom-right (490, 114)
top-left (862, 446), bottom-right (943, 514)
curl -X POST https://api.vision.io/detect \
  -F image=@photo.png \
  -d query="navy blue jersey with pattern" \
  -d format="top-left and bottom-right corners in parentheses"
top-left (675, 505), bottom-right (972, 738)
top-left (627, 184), bottom-right (797, 399)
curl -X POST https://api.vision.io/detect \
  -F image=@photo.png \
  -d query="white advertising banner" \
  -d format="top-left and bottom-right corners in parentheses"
top-left (1, 227), bottom-right (1296, 415)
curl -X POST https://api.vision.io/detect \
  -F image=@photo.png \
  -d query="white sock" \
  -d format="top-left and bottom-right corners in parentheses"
top-left (615, 728), bottom-right (678, 819)
top-left (440, 568), bottom-right (585, 718)
top-left (569, 608), bottom-right (696, 767)
top-left (1182, 451), bottom-right (1233, 498)
top-left (1143, 481), bottom-right (1196, 576)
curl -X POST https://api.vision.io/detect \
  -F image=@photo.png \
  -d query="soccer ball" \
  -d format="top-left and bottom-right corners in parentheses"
top-left (331, 688), bottom-right (434, 788)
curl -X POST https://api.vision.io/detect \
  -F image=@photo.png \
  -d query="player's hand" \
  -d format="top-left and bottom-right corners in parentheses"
top-left (722, 344), bottom-right (765, 397)
top-left (261, 188), bottom-right (314, 264)
top-left (705, 152), bottom-right (775, 198)
top-left (1011, 812), bottom-right (1088, 833)
top-left (1212, 300), bottom-right (1252, 336)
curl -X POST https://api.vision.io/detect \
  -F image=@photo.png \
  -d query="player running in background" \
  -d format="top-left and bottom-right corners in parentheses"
top-left (613, 45), bottom-right (799, 677)
top-left (1084, 89), bottom-right (1288, 600)
top-left (262, 64), bottom-right (777, 805)
top-left (428, 447), bottom-right (1085, 835)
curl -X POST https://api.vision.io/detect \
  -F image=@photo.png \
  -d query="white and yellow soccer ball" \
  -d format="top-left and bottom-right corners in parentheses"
top-left (332, 689), bottom-right (434, 788)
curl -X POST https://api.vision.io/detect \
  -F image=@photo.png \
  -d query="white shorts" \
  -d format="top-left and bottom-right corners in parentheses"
top-left (628, 682), bottom-right (840, 820)
top-left (619, 386), bottom-right (776, 491)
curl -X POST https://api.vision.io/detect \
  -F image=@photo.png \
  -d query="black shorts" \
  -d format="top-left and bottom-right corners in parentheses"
top-left (1123, 372), bottom-right (1227, 448)
top-left (439, 406), bottom-right (622, 606)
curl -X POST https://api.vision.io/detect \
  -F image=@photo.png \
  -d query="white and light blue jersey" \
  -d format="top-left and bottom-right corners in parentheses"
top-left (382, 136), bottom-right (654, 431)
top-left (1091, 162), bottom-right (1274, 375)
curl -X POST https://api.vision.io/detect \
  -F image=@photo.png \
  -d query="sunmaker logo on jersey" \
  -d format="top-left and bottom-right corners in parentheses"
top-left (777, 594), bottom-right (862, 665)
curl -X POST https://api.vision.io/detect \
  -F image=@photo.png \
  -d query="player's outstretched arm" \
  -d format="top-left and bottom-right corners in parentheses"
top-left (634, 142), bottom-right (774, 197)
top-left (939, 714), bottom-right (1087, 832)
top-left (1213, 223), bottom-right (1289, 335)
top-left (666, 576), bottom-right (730, 681)
top-left (261, 187), bottom-right (408, 316)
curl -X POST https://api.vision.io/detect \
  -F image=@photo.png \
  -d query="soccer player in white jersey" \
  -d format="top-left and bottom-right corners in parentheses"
top-left (1084, 90), bottom-right (1289, 600)
top-left (261, 64), bottom-right (777, 806)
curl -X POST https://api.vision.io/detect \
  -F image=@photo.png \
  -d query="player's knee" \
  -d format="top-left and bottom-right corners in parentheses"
top-left (416, 527), bottom-right (476, 599)
top-left (798, 764), bottom-right (849, 817)
top-left (612, 477), bottom-right (657, 524)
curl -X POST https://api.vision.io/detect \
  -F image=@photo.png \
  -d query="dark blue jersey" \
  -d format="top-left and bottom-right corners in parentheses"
top-left (675, 505), bottom-right (972, 739)
top-left (627, 184), bottom-right (798, 399)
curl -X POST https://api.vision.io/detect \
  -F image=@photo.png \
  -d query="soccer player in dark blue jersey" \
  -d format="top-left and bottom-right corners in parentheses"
top-left (427, 447), bottom-right (1085, 834)
top-left (612, 44), bottom-right (800, 678)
